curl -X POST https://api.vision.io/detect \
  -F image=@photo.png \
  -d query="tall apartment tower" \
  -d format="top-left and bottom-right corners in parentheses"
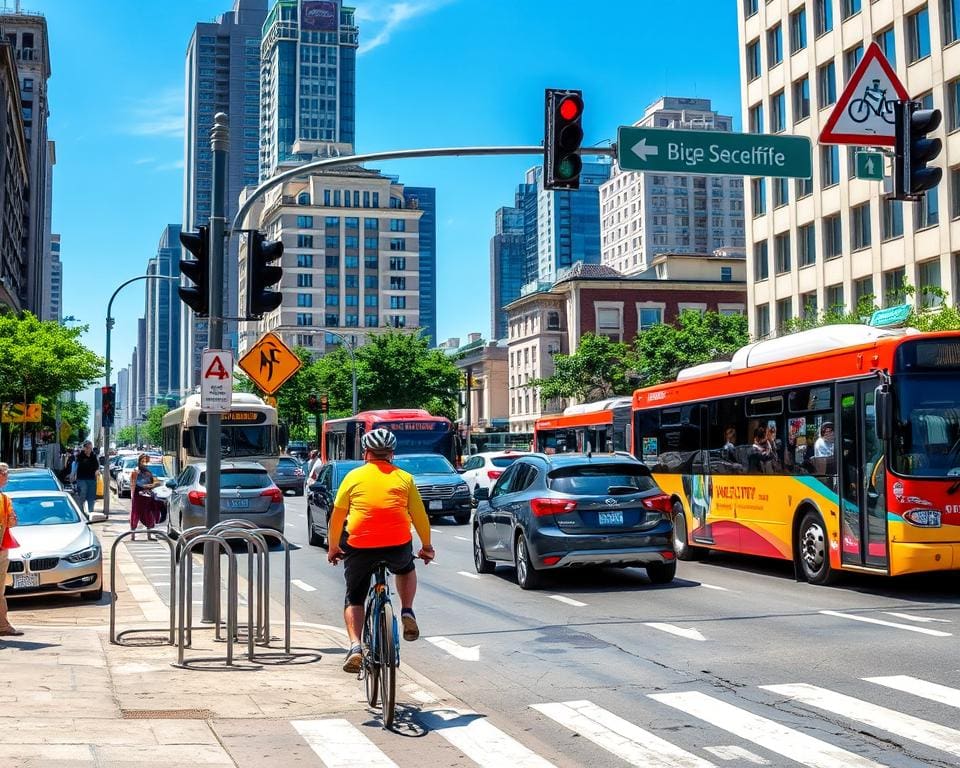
top-left (0, 32), bottom-right (27, 313)
top-left (47, 232), bottom-right (60, 322)
top-left (489, 205), bottom-right (526, 340)
top-left (145, 225), bottom-right (183, 409)
top-left (0, 10), bottom-right (51, 318)
top-left (181, 0), bottom-right (268, 389)
top-left (737, 0), bottom-right (960, 338)
top-left (403, 186), bottom-right (437, 345)
top-left (116, 367), bottom-right (129, 430)
top-left (600, 97), bottom-right (746, 275)
top-left (259, 0), bottom-right (358, 180)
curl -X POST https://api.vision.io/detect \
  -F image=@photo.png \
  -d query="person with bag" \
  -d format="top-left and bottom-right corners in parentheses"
top-left (70, 441), bottom-right (100, 517)
top-left (130, 454), bottom-right (160, 534)
top-left (0, 462), bottom-right (23, 636)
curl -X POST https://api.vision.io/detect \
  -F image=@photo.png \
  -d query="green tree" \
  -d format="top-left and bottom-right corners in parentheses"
top-left (50, 399), bottom-right (90, 445)
top-left (266, 347), bottom-right (322, 443)
top-left (634, 310), bottom-right (749, 387)
top-left (115, 425), bottom-right (137, 446)
top-left (139, 404), bottom-right (169, 447)
top-left (529, 333), bottom-right (634, 402)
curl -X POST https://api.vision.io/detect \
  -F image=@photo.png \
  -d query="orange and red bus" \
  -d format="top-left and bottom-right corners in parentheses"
top-left (321, 409), bottom-right (457, 463)
top-left (533, 397), bottom-right (633, 454)
top-left (632, 324), bottom-right (960, 584)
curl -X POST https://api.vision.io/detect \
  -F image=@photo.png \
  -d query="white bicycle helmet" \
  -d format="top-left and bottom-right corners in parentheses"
top-left (361, 428), bottom-right (397, 452)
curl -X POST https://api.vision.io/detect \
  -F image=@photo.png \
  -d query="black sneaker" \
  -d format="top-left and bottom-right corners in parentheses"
top-left (342, 644), bottom-right (362, 673)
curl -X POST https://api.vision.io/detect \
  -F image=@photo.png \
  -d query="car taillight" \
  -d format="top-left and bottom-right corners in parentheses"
top-left (641, 493), bottom-right (673, 513)
top-left (530, 498), bottom-right (577, 517)
top-left (487, 470), bottom-right (503, 480)
top-left (261, 487), bottom-right (283, 503)
top-left (187, 490), bottom-right (206, 505)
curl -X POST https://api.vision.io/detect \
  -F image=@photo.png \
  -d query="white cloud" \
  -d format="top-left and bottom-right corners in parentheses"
top-left (153, 159), bottom-right (185, 172)
top-left (133, 157), bottom-right (156, 165)
top-left (356, 1), bottom-right (454, 54)
top-left (123, 88), bottom-right (184, 139)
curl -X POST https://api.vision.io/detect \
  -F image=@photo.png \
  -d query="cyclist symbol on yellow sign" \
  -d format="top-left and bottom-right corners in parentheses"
top-left (237, 331), bottom-right (302, 395)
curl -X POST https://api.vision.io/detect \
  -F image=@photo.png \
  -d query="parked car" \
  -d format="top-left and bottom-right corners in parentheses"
top-left (164, 461), bottom-right (285, 535)
top-left (306, 459), bottom-right (364, 547)
top-left (115, 459), bottom-right (168, 499)
top-left (391, 453), bottom-right (472, 524)
top-left (460, 450), bottom-right (528, 502)
top-left (5, 467), bottom-right (64, 493)
top-left (271, 455), bottom-right (305, 496)
top-left (3, 490), bottom-right (103, 601)
top-left (472, 453), bottom-right (676, 589)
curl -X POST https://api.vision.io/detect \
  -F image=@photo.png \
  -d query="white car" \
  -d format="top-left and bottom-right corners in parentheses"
top-left (459, 450), bottom-right (528, 501)
top-left (115, 459), bottom-right (169, 499)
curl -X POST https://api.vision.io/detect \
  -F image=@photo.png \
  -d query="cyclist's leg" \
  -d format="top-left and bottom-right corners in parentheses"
top-left (384, 541), bottom-right (419, 640)
top-left (342, 543), bottom-right (378, 666)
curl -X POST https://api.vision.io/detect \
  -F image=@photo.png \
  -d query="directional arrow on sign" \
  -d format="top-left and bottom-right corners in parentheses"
top-left (426, 636), bottom-right (480, 660)
top-left (631, 138), bottom-right (659, 162)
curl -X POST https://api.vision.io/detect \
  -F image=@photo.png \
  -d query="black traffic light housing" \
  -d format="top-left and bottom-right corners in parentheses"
top-left (306, 393), bottom-right (319, 413)
top-left (544, 88), bottom-right (584, 190)
top-left (246, 229), bottom-right (284, 318)
top-left (101, 385), bottom-right (115, 430)
top-left (178, 226), bottom-right (210, 315)
top-left (894, 100), bottom-right (943, 201)
top-left (320, 394), bottom-right (329, 414)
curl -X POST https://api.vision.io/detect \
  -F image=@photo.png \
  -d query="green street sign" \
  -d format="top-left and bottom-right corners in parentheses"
top-left (617, 126), bottom-right (812, 179)
top-left (870, 303), bottom-right (912, 328)
top-left (855, 150), bottom-right (885, 181)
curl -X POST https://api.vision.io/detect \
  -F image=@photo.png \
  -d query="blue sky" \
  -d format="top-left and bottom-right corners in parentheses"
top-left (32, 0), bottom-right (741, 422)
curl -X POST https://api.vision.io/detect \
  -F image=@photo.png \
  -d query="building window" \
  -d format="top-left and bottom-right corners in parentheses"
top-left (823, 213), bottom-right (842, 259)
top-left (325, 293), bottom-right (339, 307)
top-left (854, 276), bottom-right (874, 309)
top-left (798, 222), bottom-right (816, 267)
top-left (325, 254), bottom-right (338, 268)
top-left (345, 217), bottom-right (359, 229)
top-left (775, 232), bottom-right (791, 273)
top-left (325, 274), bottom-right (338, 288)
top-left (720, 266), bottom-right (733, 282)
top-left (547, 311), bottom-right (561, 329)
top-left (842, 0), bottom-right (861, 20)
top-left (952, 167), bottom-right (960, 218)
top-left (345, 255), bottom-right (359, 268)
top-left (365, 255), bottom-right (378, 269)
top-left (776, 298), bottom-right (793, 331)
top-left (389, 257), bottom-right (406, 270)
top-left (949, 79), bottom-right (960, 132)
top-left (843, 44), bottom-right (863, 84)
top-left (365, 217), bottom-right (379, 230)
top-left (297, 293), bottom-right (313, 307)
top-left (389, 218), bottom-right (406, 232)
top-left (817, 61), bottom-right (836, 108)
top-left (915, 189), bottom-right (939, 229)
top-left (826, 283), bottom-right (844, 313)
top-left (325, 314), bottom-right (339, 327)
top-left (770, 90), bottom-right (786, 132)
top-left (365, 314), bottom-right (379, 327)
top-left (296, 273), bottom-right (313, 287)
top-left (754, 240), bottom-right (769, 281)
top-left (744, 0), bottom-right (759, 18)
top-left (749, 103), bottom-right (764, 133)
top-left (756, 303), bottom-right (771, 338)
top-left (821, 145), bottom-right (840, 187)
top-left (907, 7), bottom-right (931, 63)
top-left (882, 198), bottom-right (904, 240)
top-left (815, 0), bottom-right (833, 35)
top-left (296, 254), bottom-right (313, 268)
top-left (883, 268), bottom-right (907, 306)
top-left (325, 216), bottom-right (340, 228)
top-left (751, 177), bottom-right (766, 216)
top-left (297, 234), bottom-right (313, 248)
top-left (389, 296), bottom-right (407, 309)
top-left (364, 294), bottom-right (378, 307)
top-left (296, 313), bottom-right (313, 326)
top-left (773, 177), bottom-right (789, 207)
top-left (875, 26), bottom-right (896, 68)
top-left (389, 276), bottom-right (406, 290)
top-left (917, 259), bottom-right (943, 308)
top-left (389, 238), bottom-right (406, 251)
top-left (851, 203), bottom-right (871, 250)
top-left (345, 294), bottom-right (359, 307)
top-left (792, 77), bottom-right (810, 121)
top-left (796, 177), bottom-right (813, 198)
top-left (296, 215), bottom-right (314, 228)
top-left (746, 39), bottom-right (761, 80)
top-left (801, 291), bottom-right (818, 320)
top-left (595, 304), bottom-right (623, 341)
top-left (947, 0), bottom-right (960, 45)
top-left (790, 7), bottom-right (807, 52)
top-left (325, 235), bottom-right (339, 249)
top-left (768, 24), bottom-right (783, 67)
top-left (637, 304), bottom-right (664, 331)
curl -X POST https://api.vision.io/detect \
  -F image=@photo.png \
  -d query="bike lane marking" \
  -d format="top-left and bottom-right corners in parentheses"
top-left (820, 610), bottom-right (952, 637)
top-left (292, 719), bottom-right (397, 768)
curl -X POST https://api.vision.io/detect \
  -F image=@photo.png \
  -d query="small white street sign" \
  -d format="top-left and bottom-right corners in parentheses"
top-left (201, 349), bottom-right (233, 413)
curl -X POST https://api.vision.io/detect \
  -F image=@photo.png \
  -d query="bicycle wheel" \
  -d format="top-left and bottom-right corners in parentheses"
top-left (379, 601), bottom-right (397, 729)
top-left (847, 99), bottom-right (871, 123)
top-left (363, 602), bottom-right (379, 707)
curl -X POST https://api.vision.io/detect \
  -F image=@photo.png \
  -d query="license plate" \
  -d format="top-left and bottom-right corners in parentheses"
top-left (13, 573), bottom-right (39, 589)
top-left (598, 511), bottom-right (623, 526)
top-left (227, 498), bottom-right (250, 509)
top-left (429, 500), bottom-right (443, 511)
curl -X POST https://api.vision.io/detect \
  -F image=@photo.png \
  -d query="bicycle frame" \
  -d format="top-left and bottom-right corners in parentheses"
top-left (361, 562), bottom-right (399, 728)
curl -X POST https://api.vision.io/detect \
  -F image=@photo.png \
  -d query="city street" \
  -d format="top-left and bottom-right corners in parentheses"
top-left (113, 491), bottom-right (960, 767)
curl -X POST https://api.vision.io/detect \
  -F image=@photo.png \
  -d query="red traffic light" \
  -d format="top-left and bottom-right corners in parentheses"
top-left (558, 96), bottom-right (581, 121)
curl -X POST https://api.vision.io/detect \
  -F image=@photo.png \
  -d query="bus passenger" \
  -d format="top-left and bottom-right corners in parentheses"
top-left (748, 427), bottom-right (775, 473)
top-left (814, 422), bottom-right (835, 457)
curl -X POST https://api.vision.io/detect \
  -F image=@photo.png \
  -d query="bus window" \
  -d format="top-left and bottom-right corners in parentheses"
top-left (746, 394), bottom-right (783, 418)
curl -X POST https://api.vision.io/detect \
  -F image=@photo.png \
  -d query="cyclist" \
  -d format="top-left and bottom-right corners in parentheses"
top-left (327, 428), bottom-right (435, 673)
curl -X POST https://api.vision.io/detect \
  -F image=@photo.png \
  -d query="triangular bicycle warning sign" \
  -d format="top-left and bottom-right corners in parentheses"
top-left (820, 42), bottom-right (908, 147)
top-left (204, 354), bottom-right (231, 380)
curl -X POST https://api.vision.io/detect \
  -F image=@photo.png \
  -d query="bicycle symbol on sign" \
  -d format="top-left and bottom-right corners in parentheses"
top-left (847, 79), bottom-right (896, 125)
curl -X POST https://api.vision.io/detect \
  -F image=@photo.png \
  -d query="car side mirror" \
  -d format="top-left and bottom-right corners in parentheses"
top-left (165, 478), bottom-right (177, 488)
top-left (875, 385), bottom-right (891, 441)
top-left (474, 487), bottom-right (490, 501)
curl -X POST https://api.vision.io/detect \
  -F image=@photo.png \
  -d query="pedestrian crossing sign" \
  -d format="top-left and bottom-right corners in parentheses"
top-left (238, 332), bottom-right (302, 395)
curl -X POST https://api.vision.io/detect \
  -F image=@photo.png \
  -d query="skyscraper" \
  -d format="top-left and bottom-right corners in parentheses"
top-left (47, 233), bottom-right (60, 322)
top-left (259, 0), bottom-right (358, 179)
top-left (145, 225), bottom-right (182, 409)
top-left (403, 186), bottom-right (437, 345)
top-left (182, 0), bottom-right (268, 388)
top-left (489, 206), bottom-right (525, 340)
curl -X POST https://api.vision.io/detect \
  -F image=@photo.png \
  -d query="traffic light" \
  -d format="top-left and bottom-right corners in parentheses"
top-left (320, 394), bottom-right (329, 414)
top-left (178, 226), bottom-right (210, 315)
top-left (306, 393), bottom-right (319, 413)
top-left (101, 385), bottom-right (115, 430)
top-left (544, 88), bottom-right (584, 190)
top-left (894, 100), bottom-right (943, 201)
top-left (246, 230), bottom-right (284, 318)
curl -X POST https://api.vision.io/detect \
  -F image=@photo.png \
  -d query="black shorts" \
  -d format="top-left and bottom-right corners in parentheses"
top-left (342, 540), bottom-right (416, 607)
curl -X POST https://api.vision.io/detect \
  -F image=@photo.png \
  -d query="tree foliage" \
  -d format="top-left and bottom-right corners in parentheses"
top-left (529, 333), bottom-right (634, 402)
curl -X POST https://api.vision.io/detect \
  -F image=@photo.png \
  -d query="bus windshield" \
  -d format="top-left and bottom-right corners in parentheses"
top-left (391, 425), bottom-right (453, 456)
top-left (893, 373), bottom-right (960, 477)
top-left (187, 425), bottom-right (276, 458)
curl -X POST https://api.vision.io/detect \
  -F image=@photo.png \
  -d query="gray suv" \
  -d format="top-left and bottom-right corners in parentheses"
top-left (473, 453), bottom-right (676, 589)
top-left (164, 461), bottom-right (285, 535)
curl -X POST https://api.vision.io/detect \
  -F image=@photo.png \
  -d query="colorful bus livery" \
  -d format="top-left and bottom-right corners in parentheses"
top-left (633, 324), bottom-right (960, 584)
top-left (321, 409), bottom-right (457, 463)
top-left (534, 397), bottom-right (632, 454)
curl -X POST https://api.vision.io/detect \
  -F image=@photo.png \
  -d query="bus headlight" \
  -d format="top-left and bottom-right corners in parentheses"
top-left (903, 508), bottom-right (941, 528)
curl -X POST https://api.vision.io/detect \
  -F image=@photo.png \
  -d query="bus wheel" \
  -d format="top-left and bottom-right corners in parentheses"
top-left (797, 511), bottom-right (838, 585)
top-left (672, 501), bottom-right (704, 561)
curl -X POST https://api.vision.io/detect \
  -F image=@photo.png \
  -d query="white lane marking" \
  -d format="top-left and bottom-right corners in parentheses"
top-left (457, 571), bottom-right (481, 580)
top-left (291, 579), bottom-right (316, 592)
top-left (883, 611), bottom-right (952, 623)
top-left (454, 535), bottom-right (470, 541)
top-left (644, 622), bottom-right (706, 642)
top-left (700, 584), bottom-right (729, 591)
top-left (762, 683), bottom-right (960, 759)
top-left (420, 708), bottom-right (556, 768)
top-left (651, 691), bottom-right (882, 768)
top-left (549, 595), bottom-right (587, 607)
top-left (532, 700), bottom-right (714, 768)
top-left (820, 610), bottom-right (952, 637)
top-left (430, 528), bottom-right (443, 534)
top-left (292, 719), bottom-right (397, 768)
top-left (703, 746), bottom-right (769, 764)
top-left (425, 636), bottom-right (480, 661)
top-left (865, 675), bottom-right (960, 708)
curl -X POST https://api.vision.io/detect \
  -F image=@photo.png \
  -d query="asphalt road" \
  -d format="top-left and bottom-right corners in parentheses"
top-left (121, 491), bottom-right (960, 767)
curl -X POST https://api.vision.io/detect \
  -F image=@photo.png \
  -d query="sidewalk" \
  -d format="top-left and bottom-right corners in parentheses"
top-left (0, 498), bottom-right (461, 768)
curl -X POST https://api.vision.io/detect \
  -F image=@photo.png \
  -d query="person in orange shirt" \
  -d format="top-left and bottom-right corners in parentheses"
top-left (0, 462), bottom-right (23, 636)
top-left (327, 428), bottom-right (434, 673)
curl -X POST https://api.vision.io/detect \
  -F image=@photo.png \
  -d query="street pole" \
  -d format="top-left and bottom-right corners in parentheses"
top-left (202, 112), bottom-right (229, 624)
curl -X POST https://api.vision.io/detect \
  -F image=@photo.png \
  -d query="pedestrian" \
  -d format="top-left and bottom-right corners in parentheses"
top-left (0, 462), bottom-right (24, 636)
top-left (130, 454), bottom-right (160, 535)
top-left (70, 440), bottom-right (100, 517)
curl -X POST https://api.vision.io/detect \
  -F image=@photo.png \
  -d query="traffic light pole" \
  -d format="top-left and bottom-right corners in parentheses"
top-left (202, 112), bottom-right (229, 624)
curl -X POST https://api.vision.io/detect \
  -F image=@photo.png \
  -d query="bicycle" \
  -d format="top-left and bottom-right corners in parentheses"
top-left (847, 80), bottom-right (895, 124)
top-left (360, 560), bottom-right (400, 729)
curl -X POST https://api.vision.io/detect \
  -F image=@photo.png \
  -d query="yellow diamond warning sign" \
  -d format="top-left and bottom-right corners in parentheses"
top-left (238, 332), bottom-right (302, 395)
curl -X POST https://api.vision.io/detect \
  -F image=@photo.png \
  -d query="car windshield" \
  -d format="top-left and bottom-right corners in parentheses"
top-left (201, 470), bottom-right (271, 489)
top-left (547, 464), bottom-right (656, 495)
top-left (10, 496), bottom-right (82, 525)
top-left (393, 455), bottom-right (456, 475)
top-left (278, 458), bottom-right (300, 469)
top-left (491, 456), bottom-right (522, 468)
top-left (143, 464), bottom-right (167, 478)
top-left (5, 474), bottom-right (59, 492)
top-left (123, 458), bottom-right (138, 469)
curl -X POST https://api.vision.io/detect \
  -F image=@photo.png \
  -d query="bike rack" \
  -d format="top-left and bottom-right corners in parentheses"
top-left (209, 520), bottom-right (270, 644)
top-left (208, 525), bottom-right (267, 661)
top-left (251, 528), bottom-right (293, 655)
top-left (109, 529), bottom-right (177, 646)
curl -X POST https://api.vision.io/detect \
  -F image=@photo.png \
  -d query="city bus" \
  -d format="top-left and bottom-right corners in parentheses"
top-left (321, 409), bottom-right (457, 463)
top-left (160, 392), bottom-right (280, 476)
top-left (631, 324), bottom-right (960, 584)
top-left (468, 431), bottom-right (533, 454)
top-left (533, 396), bottom-right (633, 454)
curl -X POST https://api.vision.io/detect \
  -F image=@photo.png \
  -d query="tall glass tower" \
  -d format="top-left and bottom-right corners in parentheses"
top-left (403, 187), bottom-right (436, 346)
top-left (145, 225), bottom-right (182, 408)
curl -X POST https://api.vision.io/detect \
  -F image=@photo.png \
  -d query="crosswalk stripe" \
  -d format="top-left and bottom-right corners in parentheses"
top-left (819, 610), bottom-right (952, 637)
top-left (650, 691), bottom-right (883, 768)
top-left (291, 579), bottom-right (317, 592)
top-left (420, 708), bottom-right (556, 767)
top-left (882, 611), bottom-right (951, 623)
top-left (703, 745), bottom-right (769, 764)
top-left (763, 683), bottom-right (960, 758)
top-left (291, 719), bottom-right (397, 768)
top-left (864, 675), bottom-right (960, 708)
top-left (549, 595), bottom-right (587, 607)
top-left (532, 700), bottom-right (715, 768)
